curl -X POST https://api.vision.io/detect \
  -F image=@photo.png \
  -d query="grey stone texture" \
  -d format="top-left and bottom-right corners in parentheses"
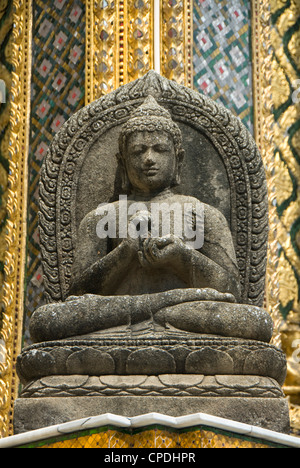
top-left (14, 396), bottom-right (290, 435)
top-left (17, 336), bottom-right (287, 386)
top-left (14, 72), bottom-right (289, 434)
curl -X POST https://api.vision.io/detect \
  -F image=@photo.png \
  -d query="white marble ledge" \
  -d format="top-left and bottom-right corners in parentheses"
top-left (0, 412), bottom-right (299, 448)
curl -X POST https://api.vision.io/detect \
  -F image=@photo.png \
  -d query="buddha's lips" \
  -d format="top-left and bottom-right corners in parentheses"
top-left (142, 168), bottom-right (159, 176)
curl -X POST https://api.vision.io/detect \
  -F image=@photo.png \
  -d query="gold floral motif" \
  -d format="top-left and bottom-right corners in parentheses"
top-left (270, 0), bottom-right (289, 15)
top-left (273, 128), bottom-right (300, 182)
top-left (271, 33), bottom-right (300, 320)
top-left (267, 0), bottom-right (300, 429)
top-left (271, 59), bottom-right (291, 109)
top-left (0, 0), bottom-right (32, 437)
top-left (278, 253), bottom-right (298, 309)
top-left (292, 127), bottom-right (300, 160)
top-left (274, 152), bottom-right (294, 205)
top-left (277, 4), bottom-right (300, 37)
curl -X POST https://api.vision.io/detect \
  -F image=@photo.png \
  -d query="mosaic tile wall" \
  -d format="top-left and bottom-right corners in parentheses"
top-left (24, 0), bottom-right (85, 344)
top-left (193, 0), bottom-right (253, 133)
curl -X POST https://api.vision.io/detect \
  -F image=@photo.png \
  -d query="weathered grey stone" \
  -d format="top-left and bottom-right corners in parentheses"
top-left (28, 294), bottom-right (273, 344)
top-left (14, 71), bottom-right (289, 434)
top-left (16, 336), bottom-right (287, 385)
top-left (13, 395), bottom-right (290, 434)
top-left (66, 349), bottom-right (115, 375)
top-left (126, 349), bottom-right (176, 374)
top-left (185, 348), bottom-right (234, 375)
top-left (38, 71), bottom-right (268, 306)
top-left (19, 374), bottom-right (285, 399)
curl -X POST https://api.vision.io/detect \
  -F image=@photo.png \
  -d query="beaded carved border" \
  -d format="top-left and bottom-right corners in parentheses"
top-left (161, 0), bottom-right (193, 88)
top-left (0, 0), bottom-right (32, 437)
top-left (86, 0), bottom-right (155, 104)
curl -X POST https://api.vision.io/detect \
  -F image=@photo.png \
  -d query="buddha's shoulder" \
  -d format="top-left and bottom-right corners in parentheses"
top-left (169, 194), bottom-right (224, 214)
top-left (164, 194), bottom-right (201, 206)
top-left (79, 201), bottom-right (119, 231)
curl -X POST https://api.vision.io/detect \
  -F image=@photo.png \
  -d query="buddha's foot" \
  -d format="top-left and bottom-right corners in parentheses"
top-left (29, 290), bottom-right (270, 343)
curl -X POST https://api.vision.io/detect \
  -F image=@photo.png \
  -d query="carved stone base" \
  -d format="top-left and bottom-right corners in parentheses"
top-left (16, 336), bottom-right (287, 386)
top-left (20, 374), bottom-right (284, 399)
top-left (13, 393), bottom-right (290, 434)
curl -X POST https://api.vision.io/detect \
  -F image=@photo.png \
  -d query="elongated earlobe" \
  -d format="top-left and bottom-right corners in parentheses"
top-left (172, 149), bottom-right (185, 186)
top-left (116, 153), bottom-right (131, 192)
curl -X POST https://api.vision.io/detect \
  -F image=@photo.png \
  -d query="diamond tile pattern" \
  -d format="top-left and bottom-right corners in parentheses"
top-left (24, 0), bottom-right (85, 345)
top-left (193, 0), bottom-right (253, 133)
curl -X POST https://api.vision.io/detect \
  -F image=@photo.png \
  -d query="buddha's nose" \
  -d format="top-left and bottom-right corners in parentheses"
top-left (144, 148), bottom-right (156, 165)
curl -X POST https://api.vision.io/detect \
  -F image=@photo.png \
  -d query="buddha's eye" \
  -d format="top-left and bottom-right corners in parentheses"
top-left (154, 144), bottom-right (171, 153)
top-left (131, 145), bottom-right (146, 157)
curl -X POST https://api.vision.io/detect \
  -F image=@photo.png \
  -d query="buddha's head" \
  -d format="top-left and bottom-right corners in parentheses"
top-left (117, 96), bottom-right (185, 195)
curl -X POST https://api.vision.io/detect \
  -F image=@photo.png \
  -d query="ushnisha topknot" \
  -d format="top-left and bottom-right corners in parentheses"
top-left (118, 95), bottom-right (183, 158)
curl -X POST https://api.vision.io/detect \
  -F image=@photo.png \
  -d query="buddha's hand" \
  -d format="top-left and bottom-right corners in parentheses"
top-left (141, 235), bottom-right (188, 268)
top-left (119, 235), bottom-right (141, 258)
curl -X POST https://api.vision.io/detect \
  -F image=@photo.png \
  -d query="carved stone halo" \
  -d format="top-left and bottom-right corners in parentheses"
top-left (39, 71), bottom-right (268, 306)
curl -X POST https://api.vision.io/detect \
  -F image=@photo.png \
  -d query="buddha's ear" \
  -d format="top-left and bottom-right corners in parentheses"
top-left (173, 148), bottom-right (185, 186)
top-left (177, 148), bottom-right (185, 172)
top-left (116, 153), bottom-right (131, 192)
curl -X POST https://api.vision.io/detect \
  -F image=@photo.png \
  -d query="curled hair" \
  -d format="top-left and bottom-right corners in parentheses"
top-left (118, 96), bottom-right (184, 158)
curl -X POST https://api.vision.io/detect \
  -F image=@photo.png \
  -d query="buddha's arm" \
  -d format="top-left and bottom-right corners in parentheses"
top-left (70, 239), bottom-right (138, 296)
top-left (143, 236), bottom-right (240, 299)
top-left (174, 244), bottom-right (240, 300)
top-left (69, 213), bottom-right (139, 296)
top-left (142, 206), bottom-right (241, 300)
top-left (197, 206), bottom-right (241, 300)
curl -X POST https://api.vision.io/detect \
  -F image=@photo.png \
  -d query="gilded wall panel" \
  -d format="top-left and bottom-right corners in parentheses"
top-left (269, 0), bottom-right (300, 432)
top-left (0, 0), bottom-right (32, 437)
top-left (250, 0), bottom-right (300, 433)
top-left (86, 0), bottom-right (117, 101)
top-left (161, 0), bottom-right (193, 87)
top-left (86, 0), bottom-right (154, 103)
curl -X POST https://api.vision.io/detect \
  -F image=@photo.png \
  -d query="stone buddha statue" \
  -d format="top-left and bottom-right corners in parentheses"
top-left (14, 72), bottom-right (290, 434)
top-left (29, 96), bottom-right (248, 343)
top-left (69, 96), bottom-right (241, 299)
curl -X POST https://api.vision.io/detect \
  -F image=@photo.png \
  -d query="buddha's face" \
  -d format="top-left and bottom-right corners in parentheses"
top-left (124, 130), bottom-right (177, 195)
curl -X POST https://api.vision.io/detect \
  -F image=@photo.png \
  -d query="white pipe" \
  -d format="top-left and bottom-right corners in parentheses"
top-left (153, 0), bottom-right (161, 74)
top-left (2, 412), bottom-right (300, 448)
